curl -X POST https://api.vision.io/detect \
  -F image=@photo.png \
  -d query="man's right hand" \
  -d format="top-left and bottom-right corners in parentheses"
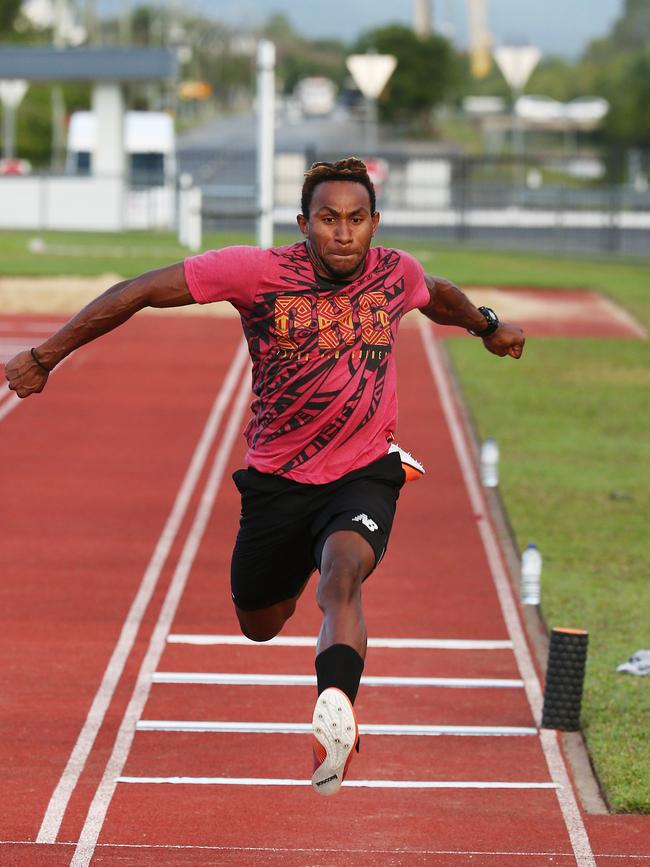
top-left (4, 350), bottom-right (50, 398)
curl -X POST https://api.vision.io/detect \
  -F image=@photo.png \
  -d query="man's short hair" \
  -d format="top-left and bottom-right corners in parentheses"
top-left (301, 157), bottom-right (376, 218)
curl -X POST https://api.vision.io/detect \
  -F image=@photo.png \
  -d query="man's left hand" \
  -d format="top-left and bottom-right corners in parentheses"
top-left (482, 324), bottom-right (525, 358)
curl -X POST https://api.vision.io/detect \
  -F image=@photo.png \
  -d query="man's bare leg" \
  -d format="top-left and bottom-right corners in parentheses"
top-left (311, 530), bottom-right (373, 794)
top-left (316, 530), bottom-right (374, 659)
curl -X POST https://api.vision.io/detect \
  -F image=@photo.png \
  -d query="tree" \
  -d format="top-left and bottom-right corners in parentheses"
top-left (263, 13), bottom-right (347, 94)
top-left (0, 0), bottom-right (22, 34)
top-left (579, 0), bottom-right (650, 148)
top-left (598, 49), bottom-right (650, 146)
top-left (352, 25), bottom-right (460, 128)
top-left (610, 0), bottom-right (650, 52)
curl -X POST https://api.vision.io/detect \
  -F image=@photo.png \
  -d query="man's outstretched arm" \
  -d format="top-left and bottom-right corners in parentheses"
top-left (419, 273), bottom-right (525, 359)
top-left (4, 262), bottom-right (193, 398)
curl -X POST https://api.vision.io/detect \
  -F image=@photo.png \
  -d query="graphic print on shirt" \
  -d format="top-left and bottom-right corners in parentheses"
top-left (241, 243), bottom-right (408, 475)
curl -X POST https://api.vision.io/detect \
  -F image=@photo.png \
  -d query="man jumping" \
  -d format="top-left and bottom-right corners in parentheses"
top-left (5, 158), bottom-right (524, 795)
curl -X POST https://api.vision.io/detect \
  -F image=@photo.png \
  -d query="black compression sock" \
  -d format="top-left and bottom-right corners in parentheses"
top-left (315, 643), bottom-right (365, 705)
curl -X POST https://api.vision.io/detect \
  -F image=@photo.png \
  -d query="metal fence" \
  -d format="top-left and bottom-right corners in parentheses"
top-left (180, 147), bottom-right (650, 257)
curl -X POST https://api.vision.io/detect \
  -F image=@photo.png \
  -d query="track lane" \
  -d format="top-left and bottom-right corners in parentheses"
top-left (83, 317), bottom-right (587, 864)
top-left (5, 313), bottom-right (641, 864)
top-left (158, 642), bottom-right (522, 678)
top-left (101, 784), bottom-right (576, 855)
top-left (0, 314), bottom-right (243, 845)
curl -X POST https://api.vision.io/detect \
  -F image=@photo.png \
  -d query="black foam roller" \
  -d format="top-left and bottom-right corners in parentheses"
top-left (541, 628), bottom-right (588, 731)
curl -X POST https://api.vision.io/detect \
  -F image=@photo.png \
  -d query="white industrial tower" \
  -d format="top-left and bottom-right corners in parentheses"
top-left (413, 0), bottom-right (432, 38)
top-left (466, 0), bottom-right (492, 78)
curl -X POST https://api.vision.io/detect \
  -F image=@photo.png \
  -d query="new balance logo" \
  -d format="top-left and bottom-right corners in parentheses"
top-left (352, 513), bottom-right (378, 532)
top-left (315, 774), bottom-right (338, 787)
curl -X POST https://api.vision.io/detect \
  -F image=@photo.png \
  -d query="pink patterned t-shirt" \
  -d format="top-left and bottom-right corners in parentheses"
top-left (184, 241), bottom-right (429, 483)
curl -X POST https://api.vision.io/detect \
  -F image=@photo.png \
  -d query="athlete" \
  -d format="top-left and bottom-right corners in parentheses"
top-left (5, 158), bottom-right (525, 796)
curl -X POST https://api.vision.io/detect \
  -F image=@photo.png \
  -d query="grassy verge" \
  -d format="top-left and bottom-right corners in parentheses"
top-left (2, 229), bottom-right (649, 810)
top-left (447, 337), bottom-right (650, 812)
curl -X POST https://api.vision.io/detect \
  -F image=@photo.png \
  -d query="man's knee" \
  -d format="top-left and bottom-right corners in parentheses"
top-left (235, 598), bottom-right (297, 642)
top-left (317, 546), bottom-right (370, 609)
top-left (318, 531), bottom-right (375, 601)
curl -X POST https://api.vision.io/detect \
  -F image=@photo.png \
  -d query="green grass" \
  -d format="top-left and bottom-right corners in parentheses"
top-left (447, 337), bottom-right (650, 812)
top-left (0, 230), bottom-right (261, 279)
top-left (2, 228), bottom-right (649, 811)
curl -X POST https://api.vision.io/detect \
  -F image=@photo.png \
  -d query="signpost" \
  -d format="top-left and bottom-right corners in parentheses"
top-left (346, 54), bottom-right (397, 155)
top-left (493, 45), bottom-right (541, 93)
top-left (0, 80), bottom-right (29, 160)
top-left (493, 45), bottom-right (541, 178)
top-left (256, 40), bottom-right (276, 250)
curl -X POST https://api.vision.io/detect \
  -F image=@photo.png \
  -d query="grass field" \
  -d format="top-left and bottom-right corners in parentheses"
top-left (1, 228), bottom-right (649, 813)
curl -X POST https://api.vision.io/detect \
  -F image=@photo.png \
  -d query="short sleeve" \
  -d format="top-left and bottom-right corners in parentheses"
top-left (396, 250), bottom-right (430, 312)
top-left (183, 246), bottom-right (268, 310)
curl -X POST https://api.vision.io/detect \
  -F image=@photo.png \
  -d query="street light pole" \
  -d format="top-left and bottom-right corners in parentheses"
top-left (493, 45), bottom-right (540, 183)
top-left (0, 80), bottom-right (29, 160)
top-left (256, 39), bottom-right (276, 250)
top-left (346, 54), bottom-right (397, 159)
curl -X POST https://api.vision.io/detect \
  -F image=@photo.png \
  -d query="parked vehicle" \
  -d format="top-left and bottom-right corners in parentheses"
top-left (294, 77), bottom-right (337, 117)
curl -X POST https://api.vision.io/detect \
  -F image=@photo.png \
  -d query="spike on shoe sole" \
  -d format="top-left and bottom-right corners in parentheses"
top-left (311, 687), bottom-right (358, 796)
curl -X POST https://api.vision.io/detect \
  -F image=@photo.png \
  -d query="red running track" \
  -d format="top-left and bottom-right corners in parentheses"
top-left (1, 313), bottom-right (648, 866)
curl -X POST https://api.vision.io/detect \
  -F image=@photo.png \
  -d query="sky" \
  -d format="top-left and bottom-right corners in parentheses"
top-left (99, 0), bottom-right (624, 59)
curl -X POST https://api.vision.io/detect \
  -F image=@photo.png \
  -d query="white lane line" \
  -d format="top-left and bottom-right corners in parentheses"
top-left (70, 371), bottom-right (251, 867)
top-left (0, 392), bottom-right (19, 417)
top-left (0, 337), bottom-right (35, 349)
top-left (136, 720), bottom-right (538, 736)
top-left (3, 842), bottom-right (649, 860)
top-left (152, 672), bottom-right (524, 688)
top-left (0, 321), bottom-right (66, 332)
top-left (117, 776), bottom-right (558, 789)
top-left (36, 340), bottom-right (248, 845)
top-left (167, 634), bottom-right (513, 650)
top-left (418, 320), bottom-right (596, 867)
top-left (1, 338), bottom-right (55, 362)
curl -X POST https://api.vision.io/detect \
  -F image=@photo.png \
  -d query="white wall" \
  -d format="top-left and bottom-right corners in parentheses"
top-left (0, 176), bottom-right (174, 231)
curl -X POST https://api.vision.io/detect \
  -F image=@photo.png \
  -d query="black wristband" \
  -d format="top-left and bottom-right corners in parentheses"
top-left (468, 306), bottom-right (500, 338)
top-left (30, 347), bottom-right (52, 373)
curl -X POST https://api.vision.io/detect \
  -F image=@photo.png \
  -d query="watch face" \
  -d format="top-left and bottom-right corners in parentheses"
top-left (478, 307), bottom-right (499, 335)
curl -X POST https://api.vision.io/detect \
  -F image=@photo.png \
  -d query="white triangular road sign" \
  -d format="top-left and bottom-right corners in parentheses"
top-left (0, 80), bottom-right (29, 109)
top-left (346, 54), bottom-right (397, 99)
top-left (493, 46), bottom-right (541, 91)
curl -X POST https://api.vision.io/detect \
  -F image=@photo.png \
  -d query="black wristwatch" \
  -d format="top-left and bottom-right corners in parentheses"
top-left (468, 306), bottom-right (500, 338)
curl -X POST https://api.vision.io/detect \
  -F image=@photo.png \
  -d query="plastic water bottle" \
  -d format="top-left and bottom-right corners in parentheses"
top-left (480, 437), bottom-right (499, 487)
top-left (520, 543), bottom-right (542, 605)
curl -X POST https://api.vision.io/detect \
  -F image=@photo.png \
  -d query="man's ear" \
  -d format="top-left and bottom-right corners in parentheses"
top-left (296, 214), bottom-right (308, 236)
top-left (371, 211), bottom-right (380, 235)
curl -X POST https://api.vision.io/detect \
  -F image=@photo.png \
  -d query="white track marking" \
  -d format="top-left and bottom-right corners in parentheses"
top-left (3, 842), bottom-right (649, 860)
top-left (70, 372), bottom-right (251, 867)
top-left (0, 337), bottom-right (37, 350)
top-left (152, 672), bottom-right (523, 688)
top-left (418, 320), bottom-right (596, 867)
top-left (136, 720), bottom-right (537, 736)
top-left (167, 633), bottom-right (513, 650)
top-left (36, 341), bottom-right (248, 845)
top-left (0, 392), bottom-right (20, 419)
top-left (0, 321), bottom-right (66, 332)
top-left (117, 776), bottom-right (558, 789)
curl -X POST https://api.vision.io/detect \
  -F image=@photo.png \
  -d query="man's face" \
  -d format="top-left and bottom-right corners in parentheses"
top-left (297, 180), bottom-right (380, 281)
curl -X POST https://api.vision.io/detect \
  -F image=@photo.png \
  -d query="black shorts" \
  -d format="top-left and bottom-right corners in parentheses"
top-left (231, 452), bottom-right (406, 611)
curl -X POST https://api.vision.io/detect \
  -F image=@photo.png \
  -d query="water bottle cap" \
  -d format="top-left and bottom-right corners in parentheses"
top-left (526, 543), bottom-right (538, 549)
